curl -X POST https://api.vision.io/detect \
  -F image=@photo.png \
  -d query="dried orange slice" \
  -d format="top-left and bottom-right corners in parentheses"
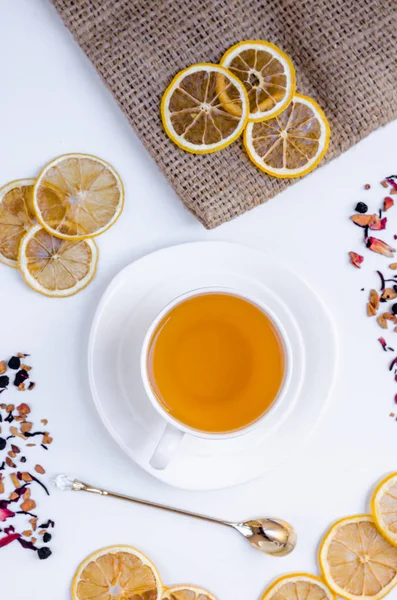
top-left (319, 515), bottom-right (397, 600)
top-left (33, 153), bottom-right (124, 240)
top-left (261, 573), bottom-right (336, 600)
top-left (371, 472), bottom-right (397, 547)
top-left (220, 40), bottom-right (295, 122)
top-left (244, 93), bottom-right (330, 178)
top-left (19, 224), bottom-right (98, 298)
top-left (162, 585), bottom-right (217, 600)
top-left (161, 63), bottom-right (249, 154)
top-left (0, 179), bottom-right (36, 268)
top-left (71, 545), bottom-right (162, 600)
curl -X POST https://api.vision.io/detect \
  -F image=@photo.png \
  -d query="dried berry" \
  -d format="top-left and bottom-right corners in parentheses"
top-left (13, 370), bottom-right (29, 387)
top-left (43, 532), bottom-right (51, 543)
top-left (384, 197), bottom-right (394, 212)
top-left (38, 546), bottom-right (52, 560)
top-left (349, 251), bottom-right (364, 268)
top-left (0, 437), bottom-right (6, 451)
top-left (364, 184), bottom-right (371, 190)
top-left (8, 357), bottom-right (20, 370)
top-left (354, 202), bottom-right (368, 213)
top-left (0, 376), bottom-right (9, 389)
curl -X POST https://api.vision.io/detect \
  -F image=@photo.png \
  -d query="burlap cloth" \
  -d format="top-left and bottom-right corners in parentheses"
top-left (51, 0), bottom-right (397, 229)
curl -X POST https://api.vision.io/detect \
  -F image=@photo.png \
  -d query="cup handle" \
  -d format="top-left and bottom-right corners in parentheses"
top-left (149, 424), bottom-right (185, 470)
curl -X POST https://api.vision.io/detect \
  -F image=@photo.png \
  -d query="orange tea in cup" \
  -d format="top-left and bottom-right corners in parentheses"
top-left (146, 292), bottom-right (285, 433)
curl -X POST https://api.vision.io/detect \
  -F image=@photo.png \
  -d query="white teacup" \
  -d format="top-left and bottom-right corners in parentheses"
top-left (140, 287), bottom-right (292, 470)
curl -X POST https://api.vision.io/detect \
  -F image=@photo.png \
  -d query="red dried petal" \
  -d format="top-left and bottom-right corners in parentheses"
top-left (0, 533), bottom-right (20, 548)
top-left (0, 507), bottom-right (15, 522)
top-left (349, 251), bottom-right (364, 268)
top-left (378, 337), bottom-right (387, 349)
top-left (384, 197), bottom-right (394, 212)
top-left (367, 237), bottom-right (396, 257)
top-left (370, 217), bottom-right (387, 231)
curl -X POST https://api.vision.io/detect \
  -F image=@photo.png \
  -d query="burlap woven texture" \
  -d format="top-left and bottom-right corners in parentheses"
top-left (51, 0), bottom-right (397, 229)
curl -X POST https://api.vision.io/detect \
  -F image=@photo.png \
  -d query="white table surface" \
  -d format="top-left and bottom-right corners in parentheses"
top-left (2, 1), bottom-right (397, 598)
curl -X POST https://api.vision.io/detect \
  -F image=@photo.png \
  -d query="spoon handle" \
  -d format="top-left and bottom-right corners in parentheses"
top-left (72, 479), bottom-right (231, 528)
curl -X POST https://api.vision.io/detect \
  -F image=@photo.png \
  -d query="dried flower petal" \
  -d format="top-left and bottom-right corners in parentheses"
top-left (34, 465), bottom-right (45, 475)
top-left (371, 217), bottom-right (387, 231)
top-left (0, 362), bottom-right (6, 375)
top-left (0, 508), bottom-right (15, 522)
top-left (0, 533), bottom-right (20, 548)
top-left (378, 337), bottom-right (387, 350)
top-left (381, 180), bottom-right (389, 188)
top-left (367, 237), bottom-right (396, 257)
top-left (384, 197), bottom-right (395, 211)
top-left (349, 251), bottom-right (364, 268)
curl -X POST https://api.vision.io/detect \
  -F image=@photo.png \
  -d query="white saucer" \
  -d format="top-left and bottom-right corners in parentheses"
top-left (88, 241), bottom-right (337, 490)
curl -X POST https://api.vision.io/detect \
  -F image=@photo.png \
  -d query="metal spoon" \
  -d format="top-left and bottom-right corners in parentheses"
top-left (54, 475), bottom-right (296, 556)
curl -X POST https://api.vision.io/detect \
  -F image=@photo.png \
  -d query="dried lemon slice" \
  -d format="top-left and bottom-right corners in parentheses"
top-left (244, 93), bottom-right (330, 178)
top-left (261, 573), bottom-right (336, 600)
top-left (319, 515), bottom-right (397, 600)
top-left (220, 40), bottom-right (296, 122)
top-left (33, 153), bottom-right (124, 240)
top-left (161, 63), bottom-right (249, 154)
top-left (162, 585), bottom-right (217, 600)
top-left (71, 545), bottom-right (162, 600)
top-left (0, 179), bottom-right (36, 268)
top-left (19, 224), bottom-right (98, 298)
top-left (371, 472), bottom-right (397, 547)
